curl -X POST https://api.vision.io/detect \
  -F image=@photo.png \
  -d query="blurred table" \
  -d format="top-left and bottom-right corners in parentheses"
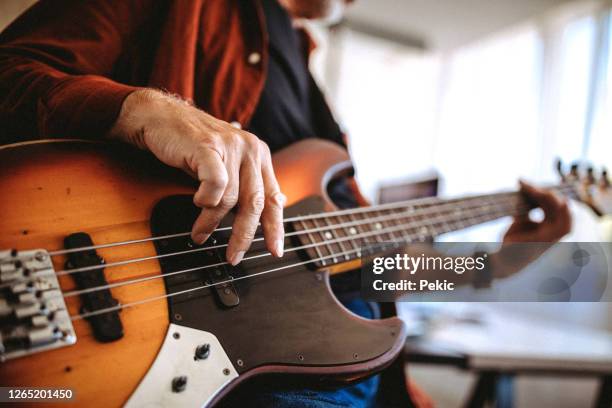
top-left (401, 304), bottom-right (612, 408)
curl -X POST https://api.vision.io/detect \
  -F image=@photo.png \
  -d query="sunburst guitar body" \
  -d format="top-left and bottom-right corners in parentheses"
top-left (0, 139), bottom-right (406, 407)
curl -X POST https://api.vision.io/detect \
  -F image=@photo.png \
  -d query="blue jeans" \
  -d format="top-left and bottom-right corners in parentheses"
top-left (219, 299), bottom-right (380, 408)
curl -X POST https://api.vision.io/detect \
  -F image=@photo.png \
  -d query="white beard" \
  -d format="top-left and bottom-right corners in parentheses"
top-left (318, 0), bottom-right (346, 25)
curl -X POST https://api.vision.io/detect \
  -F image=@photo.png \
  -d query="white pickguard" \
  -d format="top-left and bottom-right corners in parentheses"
top-left (125, 324), bottom-right (238, 408)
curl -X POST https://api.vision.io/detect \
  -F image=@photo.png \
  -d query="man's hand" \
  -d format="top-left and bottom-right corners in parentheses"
top-left (503, 180), bottom-right (571, 243)
top-left (486, 181), bottom-right (571, 280)
top-left (109, 89), bottom-right (286, 265)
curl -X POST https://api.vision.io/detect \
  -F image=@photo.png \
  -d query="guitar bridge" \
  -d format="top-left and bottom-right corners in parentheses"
top-left (0, 249), bottom-right (76, 362)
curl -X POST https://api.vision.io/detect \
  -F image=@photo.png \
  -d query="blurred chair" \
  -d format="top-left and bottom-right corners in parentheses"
top-left (376, 171), bottom-right (439, 205)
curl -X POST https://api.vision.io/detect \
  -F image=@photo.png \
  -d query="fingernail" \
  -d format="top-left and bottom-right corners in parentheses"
top-left (193, 233), bottom-right (206, 245)
top-left (274, 239), bottom-right (284, 257)
top-left (230, 250), bottom-right (245, 266)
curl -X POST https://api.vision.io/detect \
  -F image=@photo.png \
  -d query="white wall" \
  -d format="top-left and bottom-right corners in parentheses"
top-left (311, 1), bottom-right (612, 204)
top-left (0, 0), bottom-right (35, 31)
top-left (345, 0), bottom-right (587, 50)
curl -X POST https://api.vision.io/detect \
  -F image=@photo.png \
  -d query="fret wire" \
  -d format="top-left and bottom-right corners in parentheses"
top-left (436, 195), bottom-right (497, 233)
top-left (377, 209), bottom-right (397, 241)
top-left (413, 203), bottom-right (430, 240)
top-left (324, 216), bottom-right (350, 261)
top-left (403, 204), bottom-right (417, 237)
top-left (436, 202), bottom-right (454, 234)
top-left (424, 204), bottom-right (442, 236)
top-left (370, 212), bottom-right (384, 243)
top-left (298, 218), bottom-right (327, 266)
top-left (463, 195), bottom-right (520, 228)
top-left (398, 205), bottom-right (417, 239)
top-left (465, 197), bottom-right (490, 227)
top-left (461, 196), bottom-right (493, 228)
top-left (347, 212), bottom-right (366, 247)
top-left (337, 215), bottom-right (361, 256)
top-left (313, 217), bottom-right (344, 262)
top-left (392, 205), bottom-right (413, 238)
top-left (379, 207), bottom-right (413, 241)
top-left (461, 197), bottom-right (506, 228)
top-left (313, 218), bottom-right (338, 263)
top-left (467, 197), bottom-right (494, 223)
top-left (420, 203), bottom-right (435, 239)
top-left (338, 214), bottom-right (360, 254)
top-left (453, 202), bottom-right (469, 230)
top-left (329, 216), bottom-right (351, 260)
top-left (389, 204), bottom-right (412, 240)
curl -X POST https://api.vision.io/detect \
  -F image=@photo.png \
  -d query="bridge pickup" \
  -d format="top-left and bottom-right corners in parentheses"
top-left (150, 195), bottom-right (241, 318)
top-left (64, 233), bottom-right (123, 343)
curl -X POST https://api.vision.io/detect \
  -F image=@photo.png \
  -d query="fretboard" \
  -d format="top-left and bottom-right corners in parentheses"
top-left (292, 183), bottom-right (577, 267)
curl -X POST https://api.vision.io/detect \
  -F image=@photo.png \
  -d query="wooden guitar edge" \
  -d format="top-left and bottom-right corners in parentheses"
top-left (209, 315), bottom-right (407, 406)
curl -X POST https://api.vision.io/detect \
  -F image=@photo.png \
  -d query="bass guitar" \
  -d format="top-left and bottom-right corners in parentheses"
top-left (0, 138), bottom-right (609, 407)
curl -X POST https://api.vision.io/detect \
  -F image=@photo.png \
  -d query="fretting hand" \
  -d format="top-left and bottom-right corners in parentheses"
top-left (503, 180), bottom-right (571, 243)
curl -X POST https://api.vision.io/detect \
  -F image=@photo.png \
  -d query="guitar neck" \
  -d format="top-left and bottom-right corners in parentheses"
top-left (292, 183), bottom-right (577, 268)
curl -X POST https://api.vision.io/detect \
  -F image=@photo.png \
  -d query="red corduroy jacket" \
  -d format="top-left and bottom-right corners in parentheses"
top-left (0, 0), bottom-right (337, 145)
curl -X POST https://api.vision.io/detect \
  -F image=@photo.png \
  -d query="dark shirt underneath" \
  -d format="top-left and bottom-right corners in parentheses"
top-left (249, 0), bottom-right (356, 212)
top-left (250, 0), bottom-right (362, 298)
top-left (247, 0), bottom-right (343, 153)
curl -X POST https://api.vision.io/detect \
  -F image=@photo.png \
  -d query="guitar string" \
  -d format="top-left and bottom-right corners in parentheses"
top-left (45, 184), bottom-right (573, 257)
top-left (70, 202), bottom-right (531, 322)
top-left (0, 195), bottom-right (517, 289)
top-left (71, 246), bottom-right (364, 321)
top-left (62, 202), bottom-right (531, 301)
top-left (48, 195), bottom-right (530, 279)
top-left (46, 191), bottom-right (505, 256)
top-left (4, 183), bottom-right (575, 293)
top-left (55, 196), bottom-right (525, 275)
top-left (1, 196), bottom-right (526, 291)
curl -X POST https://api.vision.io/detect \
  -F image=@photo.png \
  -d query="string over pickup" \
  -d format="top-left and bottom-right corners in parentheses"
top-left (64, 233), bottom-right (123, 342)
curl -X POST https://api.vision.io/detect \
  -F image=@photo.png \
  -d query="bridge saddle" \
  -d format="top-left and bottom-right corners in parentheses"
top-left (0, 249), bottom-right (76, 362)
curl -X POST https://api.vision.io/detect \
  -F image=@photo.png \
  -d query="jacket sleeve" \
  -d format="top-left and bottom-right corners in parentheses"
top-left (0, 0), bottom-right (157, 144)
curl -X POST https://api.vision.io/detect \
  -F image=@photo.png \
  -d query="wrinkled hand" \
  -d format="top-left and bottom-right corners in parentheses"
top-left (503, 180), bottom-right (571, 243)
top-left (110, 89), bottom-right (285, 265)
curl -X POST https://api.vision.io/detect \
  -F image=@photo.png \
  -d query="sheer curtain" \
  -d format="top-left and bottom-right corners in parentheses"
top-left (586, 9), bottom-right (612, 170)
top-left (432, 25), bottom-right (542, 196)
top-left (313, 30), bottom-right (441, 198)
top-left (311, 1), bottom-right (612, 204)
